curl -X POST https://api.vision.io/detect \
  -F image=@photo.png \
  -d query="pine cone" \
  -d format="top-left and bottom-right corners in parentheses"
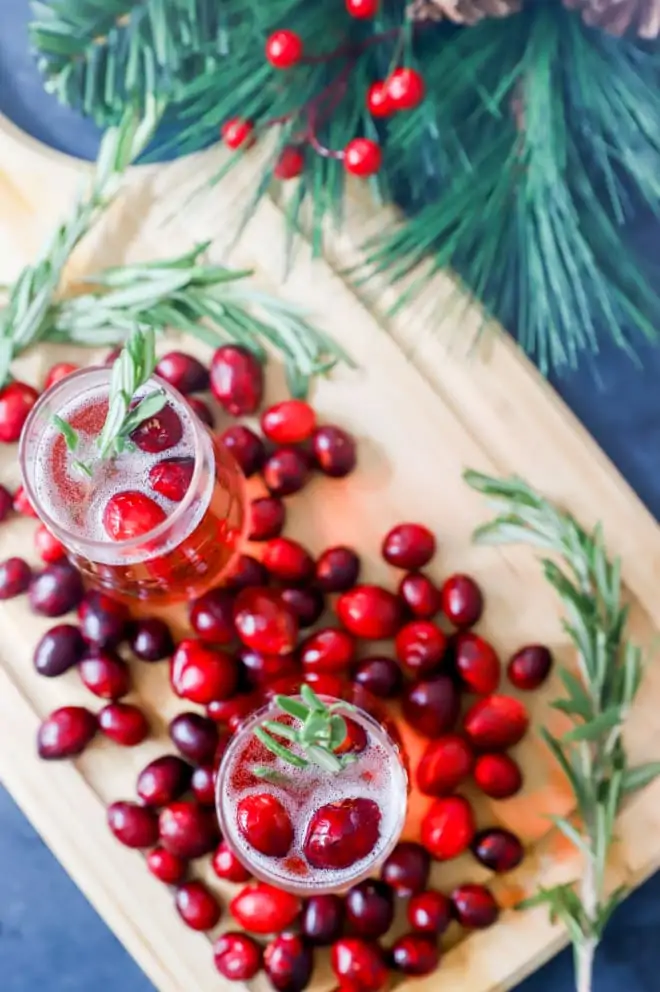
top-left (563, 0), bottom-right (660, 36)
top-left (408, 0), bottom-right (521, 23)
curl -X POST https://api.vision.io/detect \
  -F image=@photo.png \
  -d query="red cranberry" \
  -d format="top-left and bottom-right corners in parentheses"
top-left (130, 403), bottom-right (183, 453)
top-left (508, 643), bottom-right (553, 690)
top-left (380, 841), bottom-right (430, 896)
top-left (305, 671), bottom-right (345, 699)
top-left (214, 931), bottom-right (263, 981)
top-left (263, 447), bottom-right (309, 496)
top-left (98, 702), bottom-right (149, 746)
top-left (78, 649), bottom-right (129, 700)
top-left (211, 345), bottom-right (263, 416)
top-left (331, 938), bottom-right (388, 992)
top-left (441, 573), bottom-right (483, 628)
top-left (264, 932), bottom-right (313, 992)
top-left (137, 755), bottom-right (192, 806)
top-left (225, 553), bottom-right (269, 591)
top-left (407, 890), bottom-right (452, 935)
top-left (353, 656), bottom-right (402, 698)
top-left (312, 425), bottom-right (356, 477)
top-left (421, 796), bottom-right (476, 861)
top-left (239, 648), bottom-right (298, 687)
top-left (212, 840), bottom-right (252, 883)
top-left (0, 381), bottom-right (38, 442)
top-left (33, 623), bottom-right (84, 676)
top-left (0, 484), bottom-right (12, 521)
top-left (148, 457), bottom-right (194, 502)
top-left (345, 879), bottom-right (394, 938)
top-left (315, 546), bottom-right (360, 592)
top-left (37, 705), bottom-right (97, 759)
top-left (238, 793), bottom-right (294, 857)
top-left (391, 933), bottom-right (440, 976)
top-left (261, 400), bottom-right (316, 444)
top-left (230, 883), bottom-right (301, 934)
top-left (146, 846), bottom-right (187, 884)
top-left (103, 347), bottom-right (122, 364)
top-left (303, 797), bottom-right (381, 870)
top-left (301, 894), bottom-right (344, 945)
top-left (463, 694), bottom-right (529, 750)
top-left (395, 620), bottom-right (446, 676)
top-left (191, 765), bottom-right (216, 806)
top-left (175, 880), bottom-right (221, 930)
top-left (78, 591), bottom-right (128, 648)
top-left (300, 627), bottom-right (355, 673)
top-left (336, 585), bottom-right (402, 639)
top-left (13, 484), bottom-right (37, 517)
top-left (0, 557), bottom-right (32, 598)
top-left (168, 711), bottom-right (219, 763)
top-left (473, 752), bottom-right (523, 798)
top-left (398, 571), bottom-right (441, 618)
top-left (334, 716), bottom-right (368, 756)
top-left (189, 587), bottom-right (235, 644)
top-left (220, 425), bottom-right (266, 476)
top-left (280, 586), bottom-right (325, 628)
top-left (34, 524), bottom-right (66, 563)
top-left (158, 800), bottom-right (219, 859)
top-left (451, 883), bottom-right (499, 929)
top-left (186, 396), bottom-right (214, 427)
top-left (156, 351), bottom-right (209, 393)
top-left (472, 827), bottom-right (524, 873)
top-left (29, 560), bottom-right (83, 616)
top-left (129, 617), bottom-right (174, 661)
top-left (170, 638), bottom-right (239, 703)
top-left (454, 632), bottom-right (500, 695)
top-left (234, 588), bottom-right (298, 655)
top-left (44, 362), bottom-right (79, 389)
top-left (402, 675), bottom-right (460, 738)
top-left (107, 801), bottom-right (158, 848)
top-left (416, 734), bottom-right (474, 796)
top-left (249, 496), bottom-right (286, 540)
top-left (103, 490), bottom-right (166, 540)
top-left (263, 537), bottom-right (314, 583)
top-left (382, 523), bottom-right (435, 570)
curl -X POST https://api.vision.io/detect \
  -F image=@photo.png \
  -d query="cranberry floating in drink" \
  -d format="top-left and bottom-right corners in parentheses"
top-left (19, 330), bottom-right (247, 603)
top-left (216, 685), bottom-right (407, 895)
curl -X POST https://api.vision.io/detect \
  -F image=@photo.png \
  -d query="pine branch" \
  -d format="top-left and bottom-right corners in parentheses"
top-left (465, 469), bottom-right (660, 992)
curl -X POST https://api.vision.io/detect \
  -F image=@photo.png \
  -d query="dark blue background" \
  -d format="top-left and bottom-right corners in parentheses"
top-left (2, 2), bottom-right (660, 990)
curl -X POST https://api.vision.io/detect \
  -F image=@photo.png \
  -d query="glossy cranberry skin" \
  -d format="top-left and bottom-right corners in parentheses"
top-left (29, 560), bottom-right (84, 616)
top-left (79, 649), bottom-right (130, 700)
top-left (451, 884), bottom-right (499, 929)
top-left (103, 490), bottom-right (166, 540)
top-left (336, 585), bottom-right (403, 640)
top-left (303, 797), bottom-right (381, 870)
top-left (146, 846), bottom-right (187, 884)
top-left (473, 752), bottom-right (523, 799)
top-left (280, 586), bottom-right (325, 628)
top-left (407, 890), bottom-right (452, 935)
top-left (158, 800), bottom-right (219, 859)
top-left (107, 801), bottom-right (158, 848)
top-left (170, 638), bottom-right (239, 703)
top-left (301, 894), bottom-right (345, 945)
top-left (33, 623), bottom-right (84, 676)
top-left (129, 617), bottom-right (174, 661)
top-left (261, 400), bottom-right (316, 444)
top-left (331, 938), bottom-right (388, 992)
top-left (238, 793), bottom-right (294, 857)
top-left (249, 496), bottom-right (286, 540)
top-left (402, 675), bottom-right (460, 738)
top-left (463, 694), bottom-right (529, 750)
top-left (508, 644), bottom-right (553, 690)
top-left (239, 647), bottom-right (297, 686)
top-left (234, 587), bottom-right (298, 656)
top-left (263, 537), bottom-right (314, 584)
top-left (352, 656), bottom-right (402, 698)
top-left (191, 765), bottom-right (216, 806)
top-left (98, 702), bottom-right (149, 746)
top-left (155, 351), bottom-right (209, 393)
top-left (214, 931), bottom-right (263, 981)
top-left (211, 345), bottom-right (263, 416)
top-left (148, 456), bottom-right (194, 502)
top-left (441, 573), bottom-right (483, 628)
top-left (395, 620), bottom-right (446, 677)
top-left (37, 706), bottom-right (97, 759)
top-left (220, 425), bottom-right (266, 477)
top-left (398, 571), bottom-right (441, 618)
top-left (304, 671), bottom-right (345, 699)
top-left (34, 524), bottom-right (66, 563)
top-left (380, 842), bottom-right (430, 897)
top-left (13, 484), bottom-right (37, 517)
top-left (225, 554), bottom-right (270, 591)
top-left (382, 523), bottom-right (435, 570)
top-left (472, 828), bottom-right (524, 873)
top-left (78, 591), bottom-right (128, 648)
top-left (230, 883), bottom-right (301, 934)
top-left (264, 932), bottom-right (313, 992)
top-left (0, 381), bottom-right (39, 442)
top-left (168, 712), bottom-right (219, 763)
top-left (263, 447), bottom-right (309, 496)
top-left (137, 755), bottom-right (193, 806)
top-left (300, 627), bottom-right (355, 673)
top-left (345, 880), bottom-right (394, 938)
top-left (175, 880), bottom-right (221, 930)
top-left (44, 362), bottom-right (79, 389)
top-left (187, 396), bottom-right (214, 427)
top-left (391, 933), bottom-right (439, 976)
top-left (212, 840), bottom-right (252, 883)
top-left (130, 403), bottom-right (183, 453)
top-left (416, 734), bottom-right (474, 796)
top-left (0, 484), bottom-right (12, 521)
top-left (454, 632), bottom-right (501, 695)
top-left (315, 546), bottom-right (360, 592)
top-left (0, 557), bottom-right (32, 598)
top-left (421, 796), bottom-right (476, 861)
top-left (189, 587), bottom-right (235, 644)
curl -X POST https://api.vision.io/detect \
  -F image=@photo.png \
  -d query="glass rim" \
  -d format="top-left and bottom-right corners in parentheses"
top-left (19, 364), bottom-right (209, 556)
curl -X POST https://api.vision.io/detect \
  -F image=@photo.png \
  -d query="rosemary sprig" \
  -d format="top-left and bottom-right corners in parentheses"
top-left (465, 470), bottom-right (660, 992)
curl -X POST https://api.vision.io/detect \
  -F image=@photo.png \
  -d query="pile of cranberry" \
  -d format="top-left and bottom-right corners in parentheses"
top-left (0, 344), bottom-right (554, 992)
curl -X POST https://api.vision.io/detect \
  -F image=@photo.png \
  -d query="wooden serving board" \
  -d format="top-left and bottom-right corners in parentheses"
top-left (2, 119), bottom-right (660, 992)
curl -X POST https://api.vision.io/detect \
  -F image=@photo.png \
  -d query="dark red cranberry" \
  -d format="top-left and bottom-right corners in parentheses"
top-left (129, 617), bottom-right (174, 661)
top-left (104, 347), bottom-right (122, 364)
top-left (312, 425), bottom-right (356, 477)
top-left (473, 752), bottom-right (523, 799)
top-left (263, 447), bottom-right (309, 496)
top-left (334, 716), bottom-right (368, 755)
top-left (175, 880), bottom-right (221, 930)
top-left (463, 694), bottom-right (529, 750)
top-left (79, 649), bottom-right (130, 700)
top-left (380, 842), bottom-right (430, 896)
top-left (336, 585), bottom-right (403, 639)
top-left (301, 894), bottom-right (344, 946)
top-left (13, 484), bottom-right (37, 517)
top-left (78, 591), bottom-right (128, 648)
top-left (280, 586), bottom-right (325, 628)
top-left (441, 573), bottom-right (483, 628)
top-left (0, 484), bottom-right (12, 521)
top-left (28, 560), bottom-right (84, 616)
top-left (472, 827), bottom-right (524, 873)
top-left (402, 675), bottom-right (460, 738)
top-left (454, 632), bottom-right (501, 695)
top-left (391, 933), bottom-right (439, 976)
top-left (345, 879), bottom-right (394, 938)
top-left (238, 793), bottom-right (294, 857)
top-left (249, 496), bottom-right (286, 540)
top-left (130, 403), bottom-right (183, 453)
top-left (44, 362), bottom-right (79, 389)
top-left (264, 932), bottom-right (313, 992)
top-left (0, 556), bottom-right (32, 598)
top-left (314, 545), bottom-right (360, 592)
top-left (382, 523), bottom-right (435, 570)
top-left (158, 800), bottom-right (219, 859)
top-left (34, 524), bottom-right (66, 563)
top-left (169, 711), bottom-right (219, 763)
top-left (262, 674), bottom-right (305, 701)
top-left (421, 796), bottom-right (476, 861)
top-left (208, 694), bottom-right (260, 730)
top-left (146, 846), bottom-right (187, 884)
top-left (170, 638), bottom-right (239, 703)
top-left (212, 840), bottom-right (252, 882)
top-left (189, 587), bottom-right (235, 644)
top-left (395, 620), bottom-right (447, 677)
top-left (98, 702), bottom-right (149, 746)
top-left (303, 798), bottom-right (381, 870)
top-left (37, 706), bottom-right (97, 759)
top-left (331, 938), bottom-right (388, 992)
top-left (353, 656), bottom-right (402, 699)
top-left (261, 400), bottom-right (316, 444)
top-left (148, 456), bottom-right (194, 502)
top-left (156, 351), bottom-right (209, 394)
top-left (102, 490), bottom-right (166, 541)
top-left (33, 623), bottom-right (84, 676)
top-left (300, 627), bottom-right (355, 673)
top-left (263, 537), bottom-right (314, 584)
top-left (225, 554), bottom-right (269, 591)
top-left (137, 755), bottom-right (193, 806)
top-left (107, 801), bottom-right (158, 848)
top-left (507, 643), bottom-right (553, 690)
top-left (398, 571), bottom-right (441, 618)
top-left (210, 345), bottom-right (263, 416)
top-left (451, 883), bottom-right (499, 928)
top-left (416, 734), bottom-right (474, 796)
top-left (214, 931), bottom-right (263, 981)
top-left (240, 648), bottom-right (298, 687)
top-left (220, 425), bottom-right (266, 476)
top-left (234, 587), bottom-right (298, 656)
top-left (0, 381), bottom-right (39, 442)
top-left (407, 890), bottom-right (452, 935)
top-left (186, 396), bottom-right (214, 427)
top-left (191, 765), bottom-right (216, 806)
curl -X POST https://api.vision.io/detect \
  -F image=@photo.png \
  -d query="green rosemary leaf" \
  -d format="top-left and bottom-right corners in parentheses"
top-left (262, 721), bottom-right (299, 743)
top-left (254, 727), bottom-right (307, 768)
top-left (300, 684), bottom-right (325, 712)
top-left (594, 886), bottom-right (627, 939)
top-left (252, 765), bottom-right (294, 787)
top-left (274, 696), bottom-right (309, 721)
top-left (561, 707), bottom-right (622, 744)
top-left (329, 714), bottom-right (348, 750)
top-left (119, 390), bottom-right (166, 434)
top-left (96, 327), bottom-right (163, 460)
top-left (52, 414), bottom-right (79, 452)
top-left (72, 459), bottom-right (93, 478)
top-left (306, 745), bottom-right (342, 773)
top-left (621, 762), bottom-right (660, 795)
top-left (302, 712), bottom-right (332, 743)
top-left (548, 816), bottom-right (592, 858)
